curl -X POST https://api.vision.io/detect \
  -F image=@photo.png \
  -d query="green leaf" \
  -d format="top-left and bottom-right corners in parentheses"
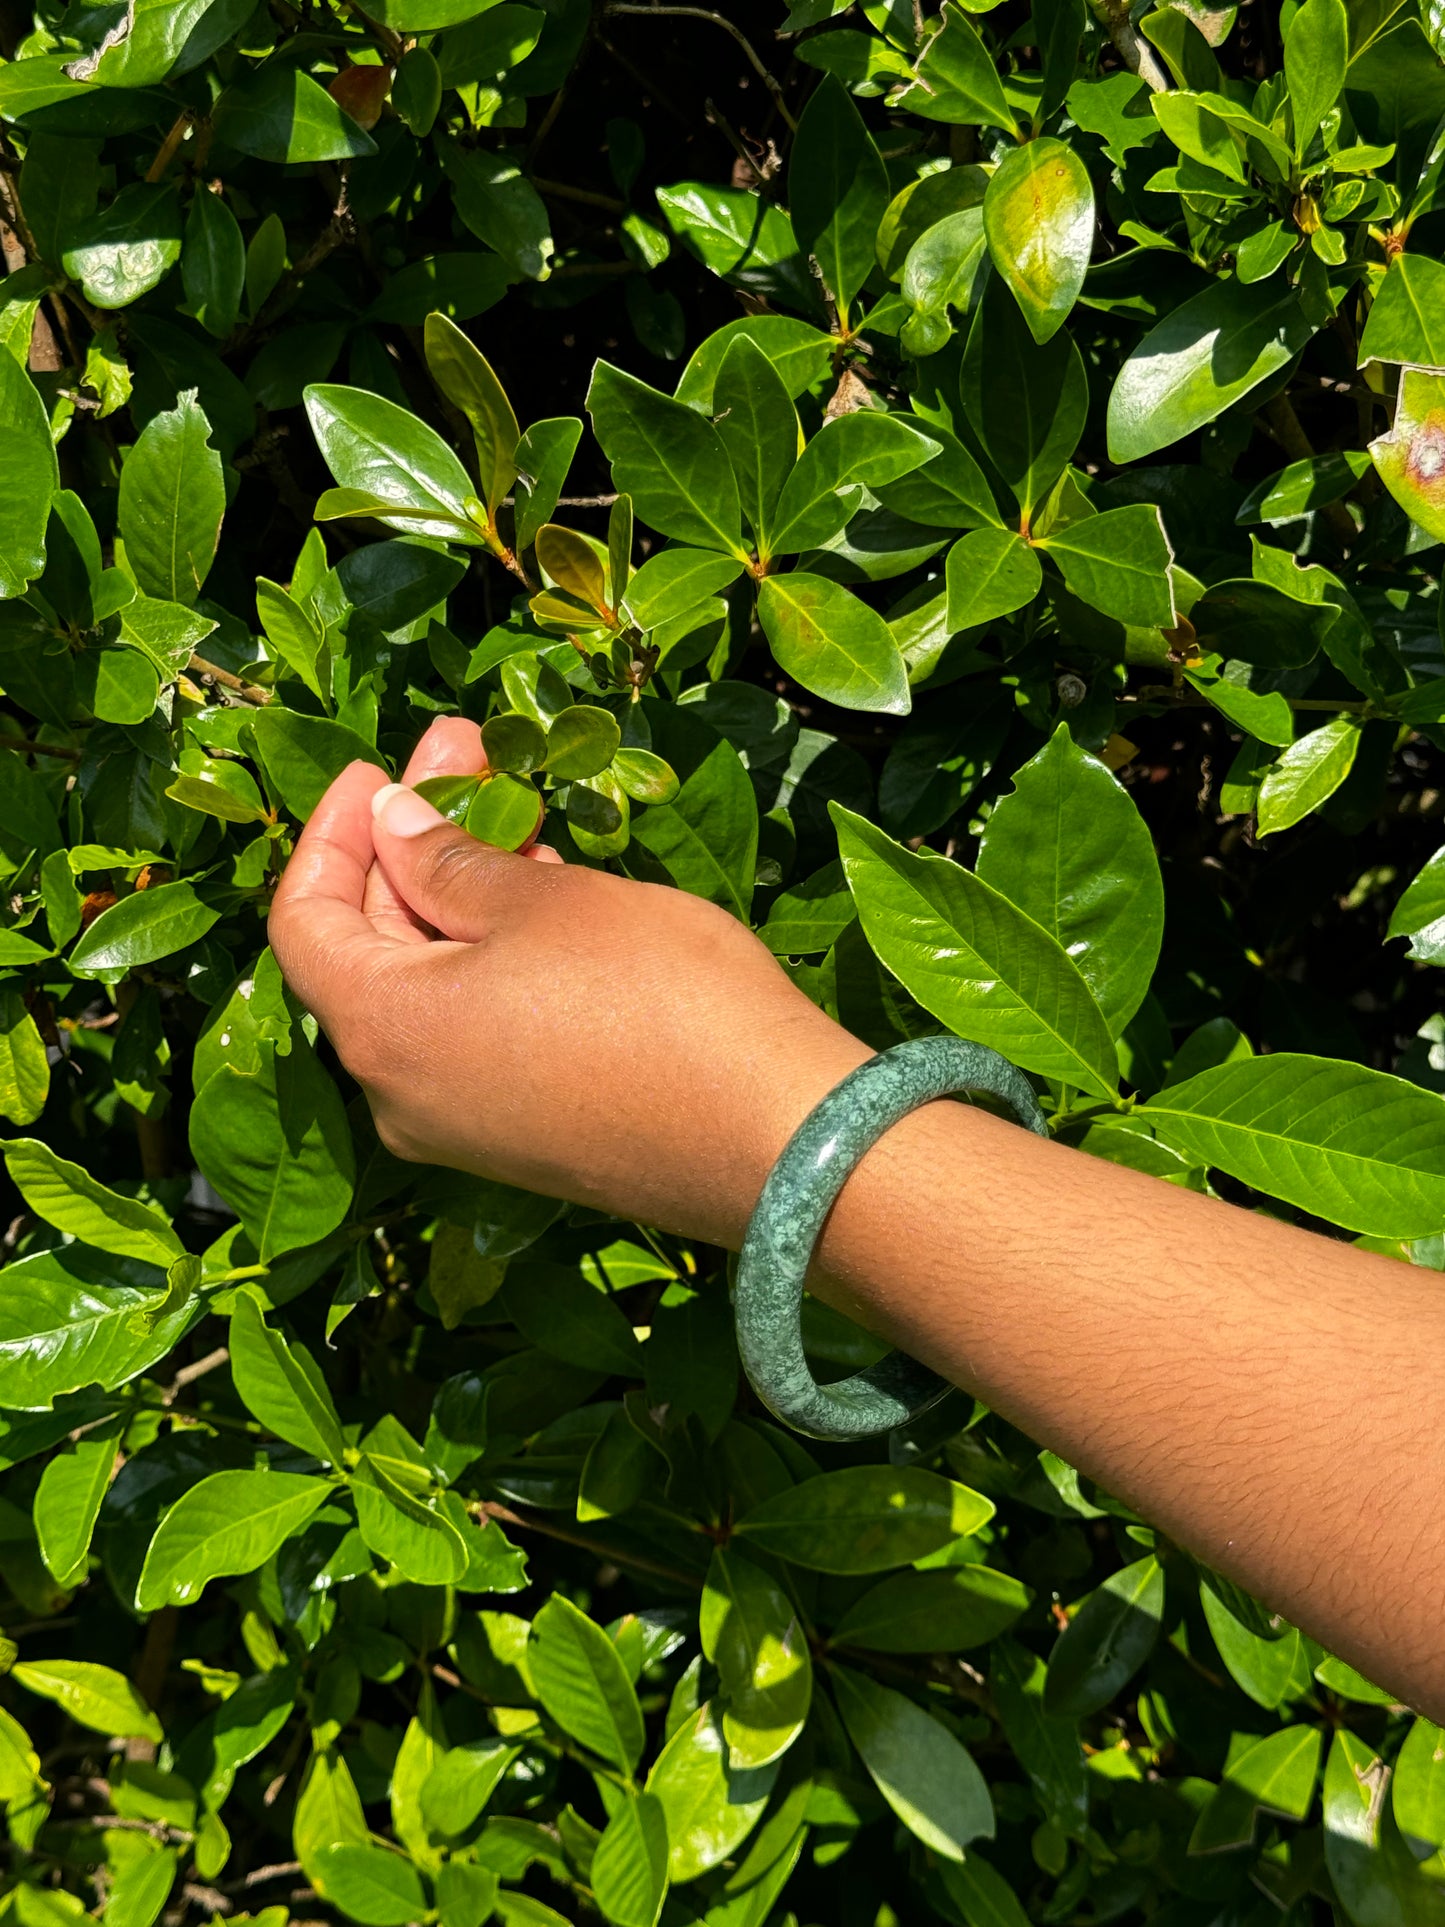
top-left (529, 1593), bottom-right (646, 1773)
top-left (645, 1704), bottom-right (777, 1882)
top-left (976, 723), bottom-right (1164, 1037)
top-left (33, 1414), bottom-right (123, 1587)
top-left (545, 705), bottom-right (621, 780)
top-left (438, 142), bottom-right (553, 282)
top-left (1235, 450), bottom-right (1371, 523)
top-left (1370, 364), bottom-right (1445, 542)
top-left (1286, 0), bottom-right (1348, 150)
top-left (758, 573), bottom-right (910, 717)
top-left (251, 707), bottom-right (386, 821)
top-left (1323, 1729), bottom-right (1445, 1927)
top-left (962, 277), bottom-right (1089, 517)
top-left (700, 1546), bottom-right (812, 1769)
top-left (1108, 277), bottom-right (1316, 463)
top-left (306, 383), bottom-right (484, 543)
top-left (770, 413), bottom-right (940, 558)
top-left (0, 988), bottom-right (49, 1128)
top-left (834, 805), bottom-right (1119, 1099)
top-left (182, 188), bottom-right (244, 339)
top-left (657, 186), bottom-right (818, 318)
top-left (514, 418), bottom-right (583, 555)
top-left (116, 391), bottom-right (225, 605)
top-left (481, 713), bottom-right (548, 776)
top-left (1188, 576), bottom-right (1337, 671)
top-left (586, 361), bottom-right (745, 558)
top-left (466, 772), bottom-right (541, 850)
top-left (1388, 847), bottom-right (1445, 962)
top-left (229, 1294), bottom-right (346, 1464)
top-left (736, 1466), bottom-right (992, 1574)
top-left (295, 1748), bottom-right (370, 1893)
top-left (894, 2), bottom-right (1017, 134)
top-left (630, 704), bottom-right (757, 918)
top-left (1394, 1718), bottom-right (1445, 1859)
top-left (938, 1854), bottom-right (1033, 1927)
top-left (1036, 503), bottom-right (1174, 627)
top-left (787, 74), bottom-right (889, 325)
top-left (214, 65), bottom-right (378, 163)
top-left (0, 1244), bottom-right (201, 1409)
top-left (983, 138), bottom-right (1094, 344)
top-left (1225, 1723), bottom-right (1323, 1820)
top-left (135, 1469), bottom-right (330, 1609)
top-left (190, 1046), bottom-right (354, 1262)
top-left (990, 1638), bottom-right (1087, 1833)
top-left (623, 549), bottom-right (744, 630)
top-left (421, 1738), bottom-right (520, 1836)
top-left (11, 1660), bottom-right (161, 1741)
top-left (68, 881), bottom-right (219, 985)
top-left (498, 1261), bottom-right (643, 1375)
top-left (830, 1663), bottom-right (993, 1860)
top-left (0, 346), bottom-right (59, 600)
top-left (1043, 1555), bottom-right (1165, 1716)
top-left (257, 578), bottom-right (325, 701)
top-left (1357, 253), bottom-right (1445, 373)
top-left (61, 183), bottom-right (183, 309)
top-left (311, 1847), bottom-right (428, 1927)
top-left (944, 527), bottom-right (1042, 629)
top-left (1, 1137), bottom-right (182, 1266)
top-left (712, 334), bottom-right (800, 552)
top-left (1142, 1053), bottom-right (1445, 1236)
top-left (424, 312), bottom-right (520, 513)
top-left (591, 1793), bottom-right (669, 1927)
top-left (352, 1455), bottom-right (469, 1584)
top-left (1256, 715), bottom-right (1363, 834)
top-left (872, 415), bottom-right (1000, 531)
top-left (1150, 90), bottom-right (1250, 180)
top-left (831, 1563), bottom-right (1032, 1653)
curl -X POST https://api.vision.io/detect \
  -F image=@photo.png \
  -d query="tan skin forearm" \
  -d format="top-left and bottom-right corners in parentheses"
top-left (273, 743), bottom-right (1442, 1720)
top-left (733, 1019), bottom-right (1442, 1719)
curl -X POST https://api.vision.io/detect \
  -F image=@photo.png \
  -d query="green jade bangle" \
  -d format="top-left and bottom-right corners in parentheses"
top-left (734, 1036), bottom-right (1047, 1442)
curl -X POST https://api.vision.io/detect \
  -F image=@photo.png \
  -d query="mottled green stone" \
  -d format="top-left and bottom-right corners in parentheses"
top-left (734, 1036), bottom-right (1047, 1441)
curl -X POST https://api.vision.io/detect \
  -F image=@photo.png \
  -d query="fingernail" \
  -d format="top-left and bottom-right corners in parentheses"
top-left (372, 783), bottom-right (446, 838)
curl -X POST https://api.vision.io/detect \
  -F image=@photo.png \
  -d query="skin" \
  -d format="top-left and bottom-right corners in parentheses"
top-left (269, 715), bottom-right (1445, 1720)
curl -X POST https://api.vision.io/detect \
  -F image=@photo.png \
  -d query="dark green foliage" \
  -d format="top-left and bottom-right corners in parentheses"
top-left (0, 1), bottom-right (1443, 1922)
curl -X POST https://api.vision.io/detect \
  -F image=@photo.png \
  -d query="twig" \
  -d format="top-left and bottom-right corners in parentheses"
top-left (163, 1346), bottom-right (229, 1404)
top-left (603, 3), bottom-right (797, 129)
top-left (1128, 685), bottom-right (1372, 714)
top-left (145, 110), bottom-right (196, 184)
top-left (186, 656), bottom-right (271, 706)
top-left (533, 176), bottom-right (625, 214)
top-left (556, 493), bottom-right (620, 507)
top-left (220, 1863), bottom-right (302, 1894)
top-left (478, 1498), bottom-right (704, 1588)
top-left (343, 0), bottom-right (402, 57)
top-left (0, 735), bottom-right (81, 759)
top-left (1084, 0), bottom-right (1170, 90)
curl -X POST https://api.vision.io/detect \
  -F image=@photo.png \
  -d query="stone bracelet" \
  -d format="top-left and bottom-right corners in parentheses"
top-left (733, 1035), bottom-right (1048, 1442)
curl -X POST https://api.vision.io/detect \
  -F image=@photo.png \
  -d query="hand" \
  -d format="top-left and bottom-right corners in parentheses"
top-left (268, 717), bottom-right (866, 1247)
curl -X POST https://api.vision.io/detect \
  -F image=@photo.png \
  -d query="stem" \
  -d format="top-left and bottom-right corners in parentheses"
top-left (342, 0), bottom-right (402, 58)
top-left (477, 1498), bottom-right (703, 1588)
top-left (0, 735), bottom-right (80, 759)
top-left (602, 4), bottom-right (797, 131)
top-left (1083, 0), bottom-right (1170, 90)
top-left (145, 109), bottom-right (195, 183)
top-left (1129, 684), bottom-right (1373, 715)
top-left (532, 175), bottom-right (625, 214)
top-left (186, 655), bottom-right (271, 706)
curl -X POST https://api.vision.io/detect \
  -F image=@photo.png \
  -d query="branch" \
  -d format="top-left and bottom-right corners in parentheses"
top-left (186, 656), bottom-right (271, 706)
top-left (1084, 0), bottom-right (1170, 90)
top-left (602, 4), bottom-right (797, 130)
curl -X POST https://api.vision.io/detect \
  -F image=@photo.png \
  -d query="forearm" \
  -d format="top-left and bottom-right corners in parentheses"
top-left (774, 1041), bottom-right (1443, 1717)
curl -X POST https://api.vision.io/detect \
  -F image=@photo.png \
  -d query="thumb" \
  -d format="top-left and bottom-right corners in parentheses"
top-left (369, 782), bottom-right (549, 942)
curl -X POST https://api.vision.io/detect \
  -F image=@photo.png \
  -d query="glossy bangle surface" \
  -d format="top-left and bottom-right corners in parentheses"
top-left (734, 1035), bottom-right (1047, 1441)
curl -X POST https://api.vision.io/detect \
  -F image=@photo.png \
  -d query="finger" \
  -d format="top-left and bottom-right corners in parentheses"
top-left (526, 844), bottom-right (565, 865)
top-left (365, 717), bottom-right (488, 940)
top-left (270, 760), bottom-right (403, 1030)
top-left (369, 781), bottom-right (551, 942)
